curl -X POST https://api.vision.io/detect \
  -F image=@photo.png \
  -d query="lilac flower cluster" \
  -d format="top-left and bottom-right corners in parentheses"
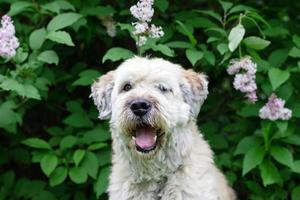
top-left (259, 94), bottom-right (292, 120)
top-left (130, 0), bottom-right (164, 46)
top-left (0, 15), bottom-right (19, 59)
top-left (227, 57), bottom-right (258, 103)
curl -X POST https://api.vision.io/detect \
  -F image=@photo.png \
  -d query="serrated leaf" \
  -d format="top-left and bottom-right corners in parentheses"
top-left (242, 145), bottom-right (265, 175)
top-left (38, 50), bottom-right (59, 65)
top-left (22, 138), bottom-right (51, 149)
top-left (185, 49), bottom-right (203, 66)
top-left (94, 166), bottom-right (110, 198)
top-left (82, 151), bottom-right (99, 179)
top-left (102, 47), bottom-right (134, 63)
top-left (41, 153), bottom-right (58, 176)
top-left (268, 68), bottom-right (290, 90)
top-left (243, 36), bottom-right (271, 50)
top-left (49, 166), bottom-right (68, 187)
top-left (73, 149), bottom-right (85, 167)
top-left (29, 28), bottom-right (47, 50)
top-left (259, 160), bottom-right (282, 186)
top-left (270, 146), bottom-right (293, 168)
top-left (69, 166), bottom-right (88, 184)
top-left (47, 12), bottom-right (82, 31)
top-left (228, 24), bottom-right (245, 52)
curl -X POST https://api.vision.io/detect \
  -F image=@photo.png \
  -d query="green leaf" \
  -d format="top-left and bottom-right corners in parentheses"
top-left (82, 151), bottom-right (99, 179)
top-left (94, 166), bottom-right (110, 198)
top-left (0, 101), bottom-right (19, 128)
top-left (151, 44), bottom-right (175, 57)
top-left (154, 0), bottom-right (169, 12)
top-left (292, 186), bottom-right (300, 200)
top-left (234, 136), bottom-right (260, 155)
top-left (219, 0), bottom-right (233, 12)
top-left (228, 24), bottom-right (245, 52)
top-left (38, 50), bottom-right (59, 65)
top-left (185, 49), bottom-right (203, 66)
top-left (165, 41), bottom-right (193, 49)
top-left (60, 136), bottom-right (78, 150)
top-left (259, 160), bottom-right (282, 186)
top-left (175, 20), bottom-right (197, 45)
top-left (195, 10), bottom-right (223, 24)
top-left (268, 68), bottom-right (290, 90)
top-left (203, 51), bottom-right (215, 66)
top-left (22, 138), bottom-right (51, 149)
top-left (80, 6), bottom-right (115, 16)
top-left (29, 28), bottom-right (47, 50)
top-left (243, 36), bottom-right (271, 50)
top-left (289, 47), bottom-right (300, 58)
top-left (292, 160), bottom-right (300, 174)
top-left (292, 35), bottom-right (300, 47)
top-left (42, 1), bottom-right (75, 14)
top-left (47, 12), bottom-right (82, 31)
top-left (41, 153), bottom-right (58, 176)
top-left (217, 43), bottom-right (229, 55)
top-left (102, 47), bottom-right (134, 63)
top-left (0, 80), bottom-right (41, 100)
top-left (268, 49), bottom-right (289, 68)
top-left (47, 31), bottom-right (75, 46)
top-left (72, 70), bottom-right (102, 86)
top-left (63, 113), bottom-right (93, 128)
top-left (242, 145), bottom-right (265, 175)
top-left (270, 146), bottom-right (293, 168)
top-left (49, 166), bottom-right (68, 187)
top-left (7, 1), bottom-right (33, 16)
top-left (69, 166), bottom-right (88, 184)
top-left (73, 150), bottom-right (86, 167)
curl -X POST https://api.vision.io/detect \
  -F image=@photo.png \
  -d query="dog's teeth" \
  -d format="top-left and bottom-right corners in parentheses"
top-left (132, 136), bottom-right (136, 140)
top-left (154, 135), bottom-right (157, 141)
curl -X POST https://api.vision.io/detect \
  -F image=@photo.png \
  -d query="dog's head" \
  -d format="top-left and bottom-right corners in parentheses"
top-left (91, 57), bottom-right (208, 157)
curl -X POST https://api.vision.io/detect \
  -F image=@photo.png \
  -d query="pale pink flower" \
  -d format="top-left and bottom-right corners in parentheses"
top-left (133, 22), bottom-right (149, 35)
top-left (227, 57), bottom-right (258, 103)
top-left (0, 15), bottom-right (19, 59)
top-left (149, 24), bottom-right (164, 38)
top-left (259, 94), bottom-right (292, 120)
top-left (130, 0), bottom-right (154, 22)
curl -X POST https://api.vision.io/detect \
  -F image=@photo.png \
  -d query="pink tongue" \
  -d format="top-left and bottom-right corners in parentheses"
top-left (135, 126), bottom-right (156, 149)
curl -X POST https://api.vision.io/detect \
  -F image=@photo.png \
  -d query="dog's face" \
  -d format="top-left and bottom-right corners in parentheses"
top-left (91, 57), bottom-right (208, 157)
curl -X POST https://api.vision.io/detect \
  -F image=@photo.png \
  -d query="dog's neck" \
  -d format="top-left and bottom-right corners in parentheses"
top-left (111, 120), bottom-right (198, 183)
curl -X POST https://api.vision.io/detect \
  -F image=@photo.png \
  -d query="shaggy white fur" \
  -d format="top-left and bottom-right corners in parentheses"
top-left (91, 57), bottom-right (236, 200)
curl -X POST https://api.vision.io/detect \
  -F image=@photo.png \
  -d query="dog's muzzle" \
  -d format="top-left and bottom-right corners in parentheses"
top-left (130, 99), bottom-right (152, 117)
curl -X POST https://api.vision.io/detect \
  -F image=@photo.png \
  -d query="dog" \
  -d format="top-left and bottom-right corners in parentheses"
top-left (91, 56), bottom-right (236, 200)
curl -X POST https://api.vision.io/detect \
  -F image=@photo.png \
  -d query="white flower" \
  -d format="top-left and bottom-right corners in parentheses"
top-left (133, 22), bottom-right (149, 35)
top-left (0, 15), bottom-right (19, 59)
top-left (130, 0), bottom-right (154, 22)
top-left (149, 24), bottom-right (164, 38)
top-left (259, 94), bottom-right (292, 120)
top-left (136, 36), bottom-right (147, 46)
top-left (233, 74), bottom-right (257, 93)
top-left (227, 57), bottom-right (257, 75)
top-left (130, 0), bottom-right (164, 46)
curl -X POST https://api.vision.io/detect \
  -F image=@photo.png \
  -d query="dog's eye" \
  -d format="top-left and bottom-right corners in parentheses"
top-left (123, 83), bottom-right (132, 92)
top-left (158, 84), bottom-right (170, 93)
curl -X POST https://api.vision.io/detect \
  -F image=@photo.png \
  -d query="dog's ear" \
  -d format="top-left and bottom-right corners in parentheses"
top-left (91, 71), bottom-right (115, 120)
top-left (180, 69), bottom-right (208, 117)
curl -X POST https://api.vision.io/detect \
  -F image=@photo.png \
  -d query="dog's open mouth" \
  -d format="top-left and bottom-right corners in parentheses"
top-left (132, 125), bottom-right (162, 153)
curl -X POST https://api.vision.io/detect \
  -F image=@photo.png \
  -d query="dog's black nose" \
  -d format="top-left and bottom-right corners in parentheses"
top-left (130, 99), bottom-right (151, 116)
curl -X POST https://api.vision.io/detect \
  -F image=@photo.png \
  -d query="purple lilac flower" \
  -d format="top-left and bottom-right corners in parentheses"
top-left (130, 0), bottom-right (164, 46)
top-left (259, 93), bottom-right (292, 120)
top-left (227, 57), bottom-right (258, 103)
top-left (0, 15), bottom-right (19, 59)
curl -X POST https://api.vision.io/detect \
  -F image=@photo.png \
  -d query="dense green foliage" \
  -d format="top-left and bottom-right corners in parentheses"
top-left (0, 0), bottom-right (300, 199)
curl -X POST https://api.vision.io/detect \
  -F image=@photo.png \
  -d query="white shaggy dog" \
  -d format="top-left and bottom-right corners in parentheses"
top-left (91, 57), bottom-right (236, 200)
